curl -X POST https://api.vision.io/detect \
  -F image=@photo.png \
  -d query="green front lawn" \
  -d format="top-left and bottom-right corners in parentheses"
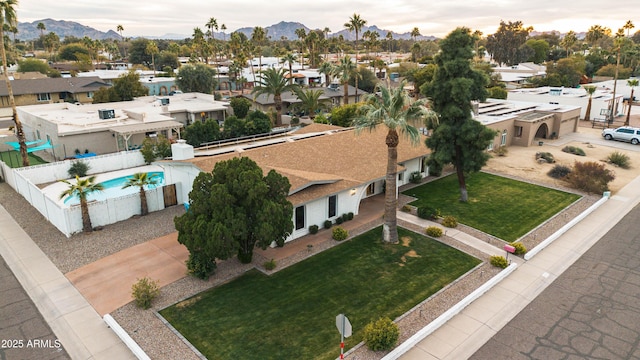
top-left (403, 172), bottom-right (581, 242)
top-left (0, 150), bottom-right (48, 167)
top-left (160, 227), bottom-right (480, 360)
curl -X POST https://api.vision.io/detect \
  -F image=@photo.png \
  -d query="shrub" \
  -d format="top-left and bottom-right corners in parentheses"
top-left (442, 215), bottom-right (458, 228)
top-left (347, 212), bottom-right (354, 220)
top-left (547, 164), bottom-right (571, 179)
top-left (493, 146), bottom-right (508, 157)
top-left (363, 317), bottom-right (400, 351)
top-left (535, 152), bottom-right (555, 163)
top-left (401, 205), bottom-right (412, 212)
top-left (263, 259), bottom-right (276, 271)
top-left (309, 225), bottom-right (319, 234)
top-left (427, 160), bottom-right (442, 176)
top-left (324, 220), bottom-right (332, 229)
top-left (409, 171), bottom-right (422, 184)
top-left (417, 206), bottom-right (440, 220)
top-left (512, 242), bottom-right (527, 255)
top-left (425, 226), bottom-right (443, 237)
top-left (342, 213), bottom-right (349, 222)
top-left (562, 145), bottom-right (586, 156)
top-left (68, 161), bottom-right (90, 177)
top-left (186, 252), bottom-right (217, 279)
top-left (490, 255), bottom-right (509, 269)
top-left (565, 161), bottom-right (615, 194)
top-left (335, 216), bottom-right (344, 225)
top-left (332, 226), bottom-right (349, 241)
top-left (607, 151), bottom-right (631, 169)
top-left (131, 277), bottom-right (160, 309)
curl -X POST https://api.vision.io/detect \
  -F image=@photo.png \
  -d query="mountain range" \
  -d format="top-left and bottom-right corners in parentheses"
top-left (16, 19), bottom-right (436, 42)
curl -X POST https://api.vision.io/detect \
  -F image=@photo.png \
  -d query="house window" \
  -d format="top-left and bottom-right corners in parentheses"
top-left (366, 183), bottom-right (375, 196)
top-left (515, 126), bottom-right (523, 137)
top-left (295, 206), bottom-right (305, 230)
top-left (420, 157), bottom-right (426, 173)
top-left (487, 141), bottom-right (494, 151)
top-left (36, 130), bottom-right (40, 139)
top-left (328, 195), bottom-right (337, 218)
top-left (501, 130), bottom-right (507, 146)
top-left (37, 93), bottom-right (51, 101)
top-left (398, 172), bottom-right (404, 181)
top-left (87, 92), bottom-right (93, 98)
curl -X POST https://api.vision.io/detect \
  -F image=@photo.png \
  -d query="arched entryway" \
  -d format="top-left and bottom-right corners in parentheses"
top-left (534, 123), bottom-right (549, 139)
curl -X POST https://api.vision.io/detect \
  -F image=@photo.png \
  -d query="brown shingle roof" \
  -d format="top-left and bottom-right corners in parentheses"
top-left (184, 125), bottom-right (430, 205)
top-left (0, 77), bottom-right (110, 96)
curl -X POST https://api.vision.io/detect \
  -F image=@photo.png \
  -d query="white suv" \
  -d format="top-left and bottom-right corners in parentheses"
top-left (602, 126), bottom-right (640, 145)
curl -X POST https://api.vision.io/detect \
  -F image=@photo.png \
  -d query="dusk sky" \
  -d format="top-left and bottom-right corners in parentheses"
top-left (17, 0), bottom-right (638, 38)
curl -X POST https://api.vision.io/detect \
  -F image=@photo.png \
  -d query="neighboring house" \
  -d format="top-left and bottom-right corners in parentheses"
top-left (16, 92), bottom-right (229, 159)
top-left (476, 99), bottom-right (580, 148)
top-left (162, 123), bottom-right (430, 242)
top-left (0, 76), bottom-right (110, 107)
top-left (507, 84), bottom-right (626, 121)
top-left (493, 62), bottom-right (546, 89)
top-left (77, 69), bottom-right (177, 95)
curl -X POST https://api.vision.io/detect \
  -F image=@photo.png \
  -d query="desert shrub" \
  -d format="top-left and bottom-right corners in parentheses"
top-left (425, 226), bottom-right (443, 237)
top-left (442, 215), bottom-right (458, 228)
top-left (342, 213), bottom-right (349, 222)
top-left (409, 171), bottom-right (422, 184)
top-left (335, 216), bottom-right (344, 225)
top-left (324, 220), bottom-right (332, 229)
top-left (263, 259), bottom-right (276, 271)
top-left (512, 242), bottom-right (527, 255)
top-left (535, 152), bottom-right (555, 163)
top-left (347, 212), bottom-right (354, 220)
top-left (547, 164), bottom-right (571, 179)
top-left (309, 225), bottom-right (319, 234)
top-left (490, 255), bottom-right (509, 269)
top-left (363, 317), bottom-right (400, 351)
top-left (401, 205), bottom-right (412, 212)
top-left (565, 161), bottom-right (615, 194)
top-left (332, 226), bottom-right (349, 241)
top-left (131, 277), bottom-right (160, 309)
top-left (607, 151), bottom-right (630, 169)
top-left (562, 145), bottom-right (586, 156)
top-left (186, 251), bottom-right (216, 279)
top-left (493, 146), bottom-right (508, 157)
top-left (68, 161), bottom-right (90, 177)
top-left (417, 206), bottom-right (440, 220)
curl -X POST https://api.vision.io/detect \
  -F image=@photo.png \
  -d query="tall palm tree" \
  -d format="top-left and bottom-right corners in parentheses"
top-left (625, 79), bottom-right (638, 126)
top-left (353, 81), bottom-right (436, 243)
top-left (59, 176), bottom-right (104, 233)
top-left (280, 52), bottom-right (297, 84)
top-left (318, 61), bottom-right (334, 86)
top-left (294, 28), bottom-right (306, 68)
top-left (345, 13), bottom-right (367, 102)
top-left (293, 88), bottom-right (329, 119)
top-left (411, 27), bottom-right (421, 43)
top-left (252, 26), bottom-right (267, 72)
top-left (116, 24), bottom-right (126, 57)
top-left (36, 21), bottom-right (45, 37)
top-left (583, 85), bottom-right (597, 121)
top-left (624, 20), bottom-right (635, 37)
top-left (122, 172), bottom-right (159, 216)
top-left (335, 55), bottom-right (357, 105)
top-left (220, 24), bottom-right (227, 42)
top-left (0, 0), bottom-right (28, 166)
top-left (560, 30), bottom-right (577, 57)
top-left (145, 41), bottom-right (158, 75)
top-left (251, 67), bottom-right (299, 126)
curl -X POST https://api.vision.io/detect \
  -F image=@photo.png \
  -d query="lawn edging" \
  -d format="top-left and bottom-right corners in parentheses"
top-left (381, 263), bottom-right (518, 360)
top-left (103, 314), bottom-right (151, 360)
top-left (524, 193), bottom-right (610, 260)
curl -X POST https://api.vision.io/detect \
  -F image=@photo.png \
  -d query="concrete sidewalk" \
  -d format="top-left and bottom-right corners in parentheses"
top-left (0, 205), bottom-right (135, 360)
top-left (397, 175), bottom-right (640, 360)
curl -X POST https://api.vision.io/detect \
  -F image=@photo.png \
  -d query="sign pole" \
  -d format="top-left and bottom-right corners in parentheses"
top-left (340, 315), bottom-right (345, 360)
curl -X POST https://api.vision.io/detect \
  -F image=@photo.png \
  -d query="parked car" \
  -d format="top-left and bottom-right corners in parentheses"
top-left (602, 126), bottom-right (640, 145)
top-left (169, 90), bottom-right (183, 96)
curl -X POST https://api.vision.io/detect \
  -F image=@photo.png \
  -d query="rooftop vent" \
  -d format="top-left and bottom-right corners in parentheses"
top-left (98, 109), bottom-right (115, 119)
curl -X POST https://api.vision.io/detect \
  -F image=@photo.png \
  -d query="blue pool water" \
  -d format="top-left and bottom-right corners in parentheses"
top-left (63, 172), bottom-right (165, 205)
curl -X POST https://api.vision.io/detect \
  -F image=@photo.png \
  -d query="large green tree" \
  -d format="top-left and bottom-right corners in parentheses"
top-left (184, 118), bottom-right (221, 146)
top-left (176, 63), bottom-right (217, 94)
top-left (251, 67), bottom-right (298, 126)
top-left (112, 71), bottom-right (149, 101)
top-left (59, 176), bottom-right (104, 233)
top-left (122, 172), bottom-right (158, 216)
top-left (353, 81), bottom-right (435, 244)
top-left (422, 27), bottom-right (497, 202)
top-left (485, 20), bottom-right (533, 66)
top-left (174, 157), bottom-right (293, 279)
top-left (0, 0), bottom-right (28, 166)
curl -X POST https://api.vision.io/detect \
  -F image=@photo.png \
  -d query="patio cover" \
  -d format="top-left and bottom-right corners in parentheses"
top-left (109, 120), bottom-right (184, 151)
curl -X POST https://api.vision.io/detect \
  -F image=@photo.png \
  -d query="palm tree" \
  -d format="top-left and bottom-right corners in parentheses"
top-left (281, 52), bottom-right (297, 84)
top-left (252, 26), bottom-right (267, 72)
top-left (59, 176), bottom-right (104, 233)
top-left (318, 61), bottom-right (334, 86)
top-left (386, 31), bottom-right (393, 63)
top-left (116, 24), bottom-right (126, 57)
top-left (345, 13), bottom-right (367, 102)
top-left (625, 79), bottom-right (638, 126)
top-left (0, 0), bottom-right (28, 166)
top-left (294, 28), bottom-right (306, 68)
top-left (335, 55), bottom-right (357, 105)
top-left (411, 27), bottom-right (421, 43)
top-left (145, 41), bottom-right (158, 75)
top-left (122, 172), bottom-right (159, 216)
top-left (293, 88), bottom-right (329, 119)
top-left (624, 20), bottom-right (635, 37)
top-left (220, 24), bottom-right (227, 42)
top-left (583, 85), bottom-right (597, 121)
top-left (36, 21), bottom-right (45, 37)
top-left (251, 67), bottom-right (299, 126)
top-left (560, 30), bottom-right (577, 57)
top-left (353, 81), bottom-right (436, 243)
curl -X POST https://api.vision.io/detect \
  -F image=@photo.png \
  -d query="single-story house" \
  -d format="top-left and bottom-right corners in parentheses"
top-left (0, 76), bottom-right (110, 108)
top-left (162, 123), bottom-right (430, 242)
top-left (16, 92), bottom-right (229, 159)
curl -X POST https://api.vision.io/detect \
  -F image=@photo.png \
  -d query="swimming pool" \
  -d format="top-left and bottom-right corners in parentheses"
top-left (63, 171), bottom-right (165, 205)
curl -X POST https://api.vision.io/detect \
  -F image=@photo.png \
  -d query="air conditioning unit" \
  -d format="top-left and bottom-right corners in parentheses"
top-left (98, 109), bottom-right (115, 119)
top-left (160, 98), bottom-right (170, 105)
